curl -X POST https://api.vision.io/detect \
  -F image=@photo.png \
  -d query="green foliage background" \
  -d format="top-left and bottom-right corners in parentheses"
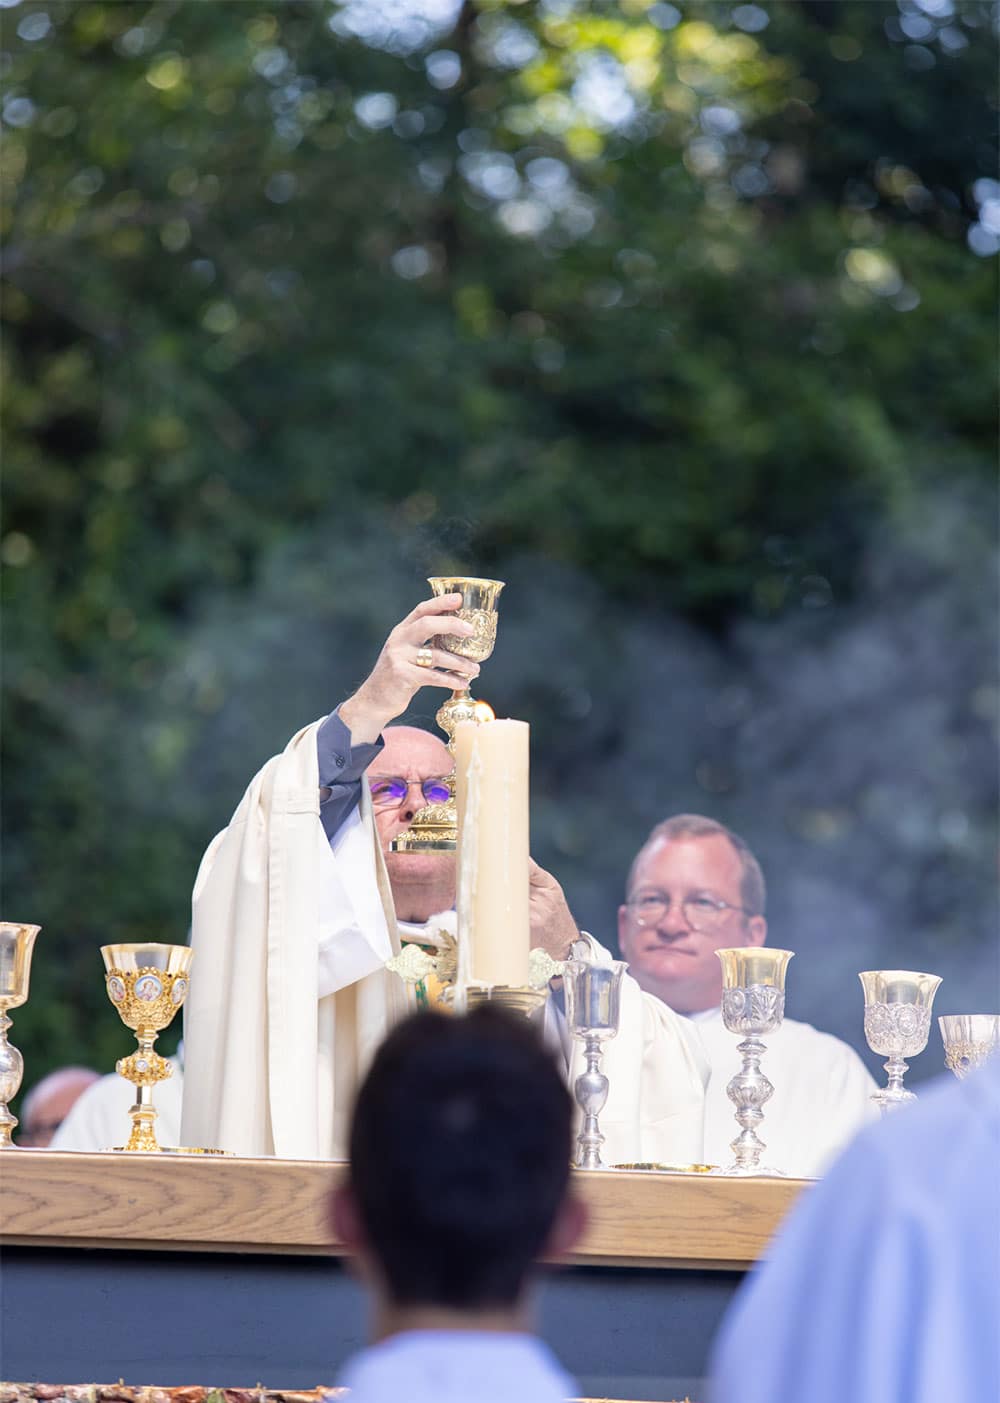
top-left (2, 0), bottom-right (997, 1101)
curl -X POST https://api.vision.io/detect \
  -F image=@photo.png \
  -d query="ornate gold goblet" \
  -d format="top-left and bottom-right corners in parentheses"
top-left (428, 575), bottom-right (504, 731)
top-left (0, 922), bottom-right (41, 1149)
top-left (391, 575), bottom-right (504, 854)
top-left (101, 942), bottom-right (191, 1152)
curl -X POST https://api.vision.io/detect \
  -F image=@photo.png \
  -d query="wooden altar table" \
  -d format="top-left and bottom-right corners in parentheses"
top-left (0, 1151), bottom-right (808, 1401)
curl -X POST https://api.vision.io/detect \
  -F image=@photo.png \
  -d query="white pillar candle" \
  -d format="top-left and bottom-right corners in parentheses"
top-left (454, 718), bottom-right (531, 986)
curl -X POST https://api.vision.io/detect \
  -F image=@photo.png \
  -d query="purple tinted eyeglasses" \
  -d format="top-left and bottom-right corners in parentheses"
top-left (368, 776), bottom-right (452, 809)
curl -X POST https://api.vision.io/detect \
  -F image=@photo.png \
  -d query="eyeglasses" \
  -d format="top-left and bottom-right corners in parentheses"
top-left (626, 893), bottom-right (752, 932)
top-left (368, 776), bottom-right (452, 809)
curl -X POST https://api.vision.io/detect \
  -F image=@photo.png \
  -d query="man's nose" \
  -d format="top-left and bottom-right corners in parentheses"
top-left (399, 781), bottom-right (425, 823)
top-left (655, 901), bottom-right (692, 934)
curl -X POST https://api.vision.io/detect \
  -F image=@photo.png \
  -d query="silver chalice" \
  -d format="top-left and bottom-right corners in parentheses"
top-left (860, 969), bottom-right (941, 1115)
top-left (563, 959), bottom-right (626, 1170)
top-left (712, 947), bottom-right (794, 1177)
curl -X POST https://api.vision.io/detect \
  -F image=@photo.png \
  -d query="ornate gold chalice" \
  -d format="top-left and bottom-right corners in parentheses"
top-left (860, 969), bottom-right (941, 1115)
top-left (391, 576), bottom-right (504, 854)
top-left (938, 1014), bottom-right (999, 1079)
top-left (0, 922), bottom-right (41, 1149)
top-left (101, 942), bottom-right (191, 1152)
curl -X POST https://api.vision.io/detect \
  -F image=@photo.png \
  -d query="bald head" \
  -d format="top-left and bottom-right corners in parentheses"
top-left (20, 1066), bottom-right (100, 1147)
top-left (380, 725), bottom-right (452, 783)
top-left (373, 725), bottom-right (456, 922)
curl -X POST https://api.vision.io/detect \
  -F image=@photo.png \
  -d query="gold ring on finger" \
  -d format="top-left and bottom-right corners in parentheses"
top-left (415, 646), bottom-right (434, 669)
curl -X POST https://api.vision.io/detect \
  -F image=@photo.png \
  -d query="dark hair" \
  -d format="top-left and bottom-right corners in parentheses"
top-left (628, 814), bottom-right (767, 916)
top-left (347, 1006), bottom-right (573, 1310)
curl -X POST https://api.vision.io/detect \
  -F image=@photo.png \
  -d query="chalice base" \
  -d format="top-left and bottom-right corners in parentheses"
top-left (711, 1162), bottom-right (787, 1178)
top-left (871, 1086), bottom-right (917, 1118)
top-left (123, 1125), bottom-right (159, 1152)
top-left (111, 1143), bottom-right (229, 1155)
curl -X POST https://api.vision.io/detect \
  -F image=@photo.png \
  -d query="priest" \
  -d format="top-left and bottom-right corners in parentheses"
top-left (617, 814), bottom-right (878, 1177)
top-left (180, 592), bottom-right (707, 1163)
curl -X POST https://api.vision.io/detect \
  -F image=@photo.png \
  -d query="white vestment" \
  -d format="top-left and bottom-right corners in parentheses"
top-left (181, 718), bottom-right (707, 1163)
top-left (180, 720), bottom-right (410, 1160)
top-left (50, 1058), bottom-right (183, 1152)
top-left (689, 1006), bottom-right (879, 1178)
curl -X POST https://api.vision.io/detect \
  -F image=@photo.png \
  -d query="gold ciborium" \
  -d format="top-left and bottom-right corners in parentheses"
top-left (0, 922), bottom-right (41, 1149)
top-left (391, 576), bottom-right (504, 854)
top-left (101, 942), bottom-right (191, 1152)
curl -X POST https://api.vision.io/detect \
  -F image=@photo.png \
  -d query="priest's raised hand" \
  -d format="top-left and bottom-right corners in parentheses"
top-left (338, 593), bottom-right (479, 744)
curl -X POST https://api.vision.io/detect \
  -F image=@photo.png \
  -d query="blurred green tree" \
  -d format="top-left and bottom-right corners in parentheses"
top-left (1, 0), bottom-right (996, 1089)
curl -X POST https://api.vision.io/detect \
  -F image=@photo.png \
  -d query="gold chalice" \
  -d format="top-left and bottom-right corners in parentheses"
top-left (391, 576), bottom-right (504, 854)
top-left (0, 922), bottom-right (41, 1149)
top-left (101, 942), bottom-right (191, 1152)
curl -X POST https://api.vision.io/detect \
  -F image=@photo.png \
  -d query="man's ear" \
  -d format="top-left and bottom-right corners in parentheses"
top-left (331, 1182), bottom-right (366, 1253)
top-left (747, 915), bottom-right (767, 948)
top-left (617, 905), bottom-right (632, 953)
top-left (542, 1192), bottom-right (588, 1261)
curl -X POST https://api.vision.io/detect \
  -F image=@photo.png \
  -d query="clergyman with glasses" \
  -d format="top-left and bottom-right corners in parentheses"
top-left (181, 594), bottom-right (708, 1164)
top-left (617, 816), bottom-right (878, 1177)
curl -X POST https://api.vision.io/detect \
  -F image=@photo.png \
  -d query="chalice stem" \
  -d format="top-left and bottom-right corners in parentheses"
top-left (125, 1086), bottom-right (159, 1152)
top-left (574, 1035), bottom-right (610, 1170)
top-left (884, 1053), bottom-right (909, 1097)
top-left (873, 1053), bottom-right (916, 1117)
top-left (728, 1035), bottom-right (774, 1171)
top-left (0, 1013), bottom-right (23, 1148)
top-left (119, 1029), bottom-right (171, 1152)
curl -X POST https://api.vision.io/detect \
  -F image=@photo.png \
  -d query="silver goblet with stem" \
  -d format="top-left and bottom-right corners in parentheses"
top-left (562, 959), bottom-right (626, 1170)
top-left (712, 947), bottom-right (794, 1177)
top-left (938, 1014), bottom-right (999, 1080)
top-left (0, 922), bottom-right (41, 1149)
top-left (860, 969), bottom-right (941, 1115)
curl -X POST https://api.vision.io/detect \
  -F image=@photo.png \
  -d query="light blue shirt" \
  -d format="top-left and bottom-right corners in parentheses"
top-left (710, 1060), bottom-right (1000, 1403)
top-left (338, 1328), bottom-right (578, 1403)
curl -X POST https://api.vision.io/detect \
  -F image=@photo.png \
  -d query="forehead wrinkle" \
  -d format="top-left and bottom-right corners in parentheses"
top-left (628, 837), bottom-right (744, 904)
top-left (379, 728), bottom-right (451, 775)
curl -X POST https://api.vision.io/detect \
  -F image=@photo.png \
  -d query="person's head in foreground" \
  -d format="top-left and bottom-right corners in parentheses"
top-left (19, 1066), bottom-right (100, 1147)
top-left (333, 1006), bottom-right (585, 1338)
top-left (618, 814), bottom-right (767, 1015)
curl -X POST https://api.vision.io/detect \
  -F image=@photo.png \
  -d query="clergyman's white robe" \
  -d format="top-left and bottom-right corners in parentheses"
top-left (181, 720), bottom-right (410, 1159)
top-left (181, 719), bottom-right (707, 1163)
top-left (689, 1006), bottom-right (879, 1178)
